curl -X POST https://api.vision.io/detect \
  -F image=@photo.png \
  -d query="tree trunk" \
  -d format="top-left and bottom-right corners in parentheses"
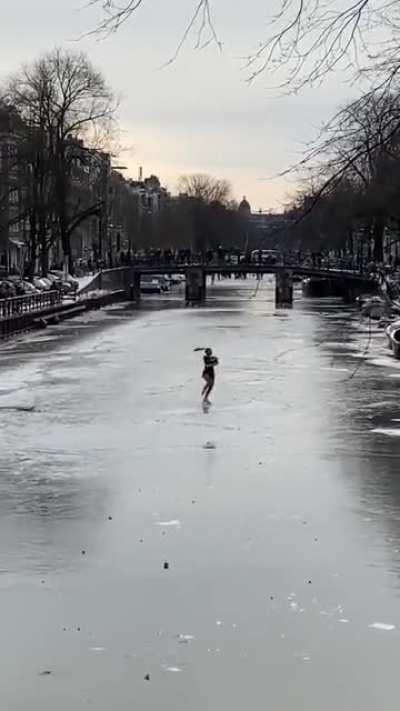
top-left (60, 211), bottom-right (70, 276)
top-left (63, 253), bottom-right (70, 277)
top-left (373, 215), bottom-right (384, 262)
top-left (55, 146), bottom-right (71, 277)
top-left (40, 248), bottom-right (49, 277)
top-left (26, 209), bottom-right (38, 280)
top-left (38, 209), bottom-right (48, 276)
top-left (347, 229), bottom-right (353, 255)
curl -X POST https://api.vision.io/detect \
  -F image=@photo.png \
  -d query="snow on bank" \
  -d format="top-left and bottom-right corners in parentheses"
top-left (77, 274), bottom-right (99, 292)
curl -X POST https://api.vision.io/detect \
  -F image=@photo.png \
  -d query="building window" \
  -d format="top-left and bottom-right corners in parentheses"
top-left (9, 189), bottom-right (19, 205)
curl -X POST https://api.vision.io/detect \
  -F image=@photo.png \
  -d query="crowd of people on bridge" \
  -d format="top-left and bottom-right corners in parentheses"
top-left (68, 246), bottom-right (400, 286)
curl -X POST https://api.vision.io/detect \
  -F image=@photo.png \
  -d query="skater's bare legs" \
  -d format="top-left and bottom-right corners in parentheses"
top-left (202, 376), bottom-right (214, 402)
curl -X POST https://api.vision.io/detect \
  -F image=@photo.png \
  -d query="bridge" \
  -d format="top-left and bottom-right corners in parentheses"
top-left (0, 263), bottom-right (377, 338)
top-left (127, 262), bottom-right (377, 307)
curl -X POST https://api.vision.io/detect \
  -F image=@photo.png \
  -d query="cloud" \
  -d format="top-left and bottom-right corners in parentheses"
top-left (1, 0), bottom-right (353, 209)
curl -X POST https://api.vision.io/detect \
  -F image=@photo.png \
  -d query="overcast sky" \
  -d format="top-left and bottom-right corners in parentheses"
top-left (1, 0), bottom-right (353, 210)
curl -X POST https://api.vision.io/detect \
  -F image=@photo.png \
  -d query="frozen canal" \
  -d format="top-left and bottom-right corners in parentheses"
top-left (1, 278), bottom-right (400, 710)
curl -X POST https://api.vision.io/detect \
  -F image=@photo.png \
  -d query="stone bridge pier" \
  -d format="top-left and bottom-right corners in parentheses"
top-left (185, 267), bottom-right (207, 305)
top-left (126, 266), bottom-right (371, 308)
top-left (275, 270), bottom-right (294, 308)
top-left (184, 267), bottom-right (294, 308)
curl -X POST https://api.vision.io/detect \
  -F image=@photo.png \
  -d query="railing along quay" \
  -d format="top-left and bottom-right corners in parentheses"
top-left (0, 290), bottom-right (62, 320)
top-left (0, 290), bottom-right (62, 336)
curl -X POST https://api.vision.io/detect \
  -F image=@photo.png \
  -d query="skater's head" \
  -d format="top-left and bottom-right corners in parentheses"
top-left (205, 348), bottom-right (212, 356)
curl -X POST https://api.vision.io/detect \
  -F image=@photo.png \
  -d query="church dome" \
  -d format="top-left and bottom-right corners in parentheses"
top-left (239, 196), bottom-right (251, 214)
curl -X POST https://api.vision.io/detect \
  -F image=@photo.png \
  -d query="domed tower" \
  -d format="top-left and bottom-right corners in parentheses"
top-left (239, 196), bottom-right (251, 216)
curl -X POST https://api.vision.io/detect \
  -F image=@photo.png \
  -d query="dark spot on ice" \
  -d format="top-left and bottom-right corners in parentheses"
top-left (164, 562), bottom-right (170, 570)
top-left (108, 516), bottom-right (113, 521)
top-left (77, 627), bottom-right (81, 632)
top-left (139, 539), bottom-right (144, 544)
top-left (308, 581), bottom-right (312, 585)
top-left (314, 538), bottom-right (318, 542)
top-left (0, 405), bottom-right (35, 413)
top-left (39, 670), bottom-right (52, 676)
top-left (81, 550), bottom-right (86, 555)
top-left (270, 596), bottom-right (275, 600)
top-left (203, 441), bottom-right (216, 450)
top-left (144, 674), bottom-right (151, 681)
top-left (41, 580), bottom-right (45, 584)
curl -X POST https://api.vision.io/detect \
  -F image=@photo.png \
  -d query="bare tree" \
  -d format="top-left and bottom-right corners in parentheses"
top-left (5, 48), bottom-right (117, 274)
top-left (286, 90), bottom-right (400, 259)
top-left (284, 90), bottom-right (400, 212)
top-left (90, 0), bottom-right (220, 61)
top-left (178, 174), bottom-right (231, 205)
top-left (90, 0), bottom-right (400, 93)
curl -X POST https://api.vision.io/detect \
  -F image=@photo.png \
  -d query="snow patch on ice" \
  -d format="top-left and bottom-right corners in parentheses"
top-left (369, 622), bottom-right (396, 631)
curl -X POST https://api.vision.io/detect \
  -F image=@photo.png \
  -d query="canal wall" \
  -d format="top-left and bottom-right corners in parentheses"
top-left (0, 267), bottom-right (136, 340)
top-left (0, 289), bottom-right (130, 340)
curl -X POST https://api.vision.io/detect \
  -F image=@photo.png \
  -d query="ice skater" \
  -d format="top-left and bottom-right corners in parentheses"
top-left (194, 347), bottom-right (219, 404)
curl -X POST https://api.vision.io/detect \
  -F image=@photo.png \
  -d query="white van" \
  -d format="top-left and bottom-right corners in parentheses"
top-left (250, 249), bottom-right (282, 265)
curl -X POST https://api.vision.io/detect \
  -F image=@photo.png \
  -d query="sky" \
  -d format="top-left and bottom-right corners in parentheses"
top-left (1, 0), bottom-right (353, 210)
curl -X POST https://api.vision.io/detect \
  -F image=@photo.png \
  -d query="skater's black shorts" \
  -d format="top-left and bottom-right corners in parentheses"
top-left (203, 367), bottom-right (214, 380)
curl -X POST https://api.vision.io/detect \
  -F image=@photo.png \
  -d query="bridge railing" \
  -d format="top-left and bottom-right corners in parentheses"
top-left (0, 290), bottom-right (62, 320)
top-left (126, 257), bottom-right (365, 274)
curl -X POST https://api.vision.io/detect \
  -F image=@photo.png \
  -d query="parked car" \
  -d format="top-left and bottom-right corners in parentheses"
top-left (10, 278), bottom-right (40, 296)
top-left (140, 276), bottom-right (162, 294)
top-left (4, 277), bottom-right (25, 296)
top-left (21, 281), bottom-right (40, 295)
top-left (250, 249), bottom-right (282, 265)
top-left (33, 277), bottom-right (53, 291)
top-left (170, 274), bottom-right (185, 285)
top-left (0, 277), bottom-right (41, 299)
top-left (153, 275), bottom-right (171, 292)
top-left (49, 271), bottom-right (79, 292)
top-left (0, 280), bottom-right (17, 299)
top-left (46, 272), bottom-right (72, 294)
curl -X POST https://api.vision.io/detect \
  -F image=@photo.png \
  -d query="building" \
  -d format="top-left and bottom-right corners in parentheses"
top-left (249, 211), bottom-right (292, 249)
top-left (0, 104), bottom-right (28, 274)
top-left (0, 105), bottom-right (172, 274)
top-left (63, 140), bottom-right (111, 267)
top-left (127, 172), bottom-right (169, 216)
